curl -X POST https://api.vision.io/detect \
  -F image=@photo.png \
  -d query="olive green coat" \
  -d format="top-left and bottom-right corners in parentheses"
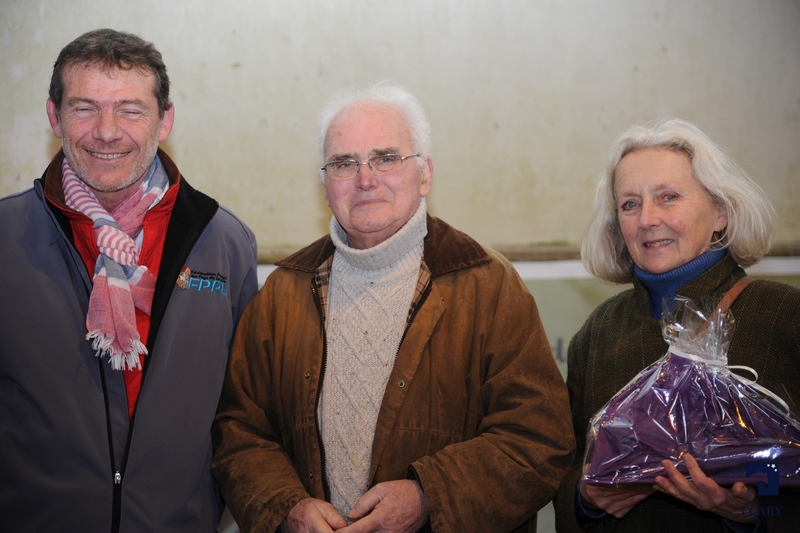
top-left (554, 256), bottom-right (800, 532)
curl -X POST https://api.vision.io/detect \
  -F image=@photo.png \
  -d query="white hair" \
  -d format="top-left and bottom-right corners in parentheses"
top-left (582, 118), bottom-right (778, 283)
top-left (316, 81), bottom-right (431, 183)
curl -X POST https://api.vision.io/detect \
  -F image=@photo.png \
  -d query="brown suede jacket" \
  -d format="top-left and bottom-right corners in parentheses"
top-left (212, 215), bottom-right (575, 533)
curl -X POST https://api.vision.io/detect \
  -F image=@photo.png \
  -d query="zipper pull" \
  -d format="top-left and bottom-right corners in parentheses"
top-left (114, 471), bottom-right (122, 485)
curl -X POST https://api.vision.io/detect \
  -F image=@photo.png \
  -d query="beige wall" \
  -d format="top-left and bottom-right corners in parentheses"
top-left (2, 0), bottom-right (799, 256)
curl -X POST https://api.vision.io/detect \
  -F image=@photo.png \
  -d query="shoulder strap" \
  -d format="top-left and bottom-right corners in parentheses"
top-left (715, 276), bottom-right (754, 316)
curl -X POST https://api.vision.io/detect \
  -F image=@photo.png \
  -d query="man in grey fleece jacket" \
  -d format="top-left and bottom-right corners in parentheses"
top-left (0, 29), bottom-right (258, 533)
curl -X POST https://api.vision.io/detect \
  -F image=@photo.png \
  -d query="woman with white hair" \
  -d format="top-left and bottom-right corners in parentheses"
top-left (553, 118), bottom-right (799, 532)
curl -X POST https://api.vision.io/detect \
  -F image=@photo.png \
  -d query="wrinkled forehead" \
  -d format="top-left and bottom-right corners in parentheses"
top-left (59, 62), bottom-right (159, 103)
top-left (63, 61), bottom-right (156, 83)
top-left (324, 101), bottom-right (413, 159)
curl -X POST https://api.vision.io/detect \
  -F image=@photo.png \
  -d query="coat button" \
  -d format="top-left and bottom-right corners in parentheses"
top-left (304, 372), bottom-right (310, 379)
top-left (309, 472), bottom-right (314, 479)
top-left (398, 381), bottom-right (405, 388)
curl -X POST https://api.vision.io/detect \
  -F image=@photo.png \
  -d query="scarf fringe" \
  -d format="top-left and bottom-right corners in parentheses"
top-left (87, 330), bottom-right (146, 371)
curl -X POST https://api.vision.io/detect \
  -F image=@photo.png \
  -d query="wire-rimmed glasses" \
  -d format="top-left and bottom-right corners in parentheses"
top-left (321, 153), bottom-right (420, 180)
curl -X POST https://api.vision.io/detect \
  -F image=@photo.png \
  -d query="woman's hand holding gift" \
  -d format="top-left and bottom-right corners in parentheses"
top-left (655, 453), bottom-right (758, 524)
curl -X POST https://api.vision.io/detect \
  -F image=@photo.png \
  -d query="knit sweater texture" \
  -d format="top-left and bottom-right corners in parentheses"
top-left (321, 201), bottom-right (427, 516)
top-left (212, 214), bottom-right (576, 533)
top-left (635, 247), bottom-right (726, 318)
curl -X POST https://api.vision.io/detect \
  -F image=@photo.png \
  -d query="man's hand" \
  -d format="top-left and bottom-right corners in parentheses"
top-left (580, 480), bottom-right (654, 518)
top-left (654, 453), bottom-right (758, 524)
top-left (338, 479), bottom-right (428, 533)
top-left (281, 498), bottom-right (349, 533)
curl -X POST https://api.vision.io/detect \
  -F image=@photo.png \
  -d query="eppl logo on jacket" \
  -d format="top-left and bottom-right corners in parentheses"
top-left (176, 266), bottom-right (228, 295)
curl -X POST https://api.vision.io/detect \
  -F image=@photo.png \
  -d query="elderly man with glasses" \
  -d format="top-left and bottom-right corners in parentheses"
top-left (212, 82), bottom-right (575, 533)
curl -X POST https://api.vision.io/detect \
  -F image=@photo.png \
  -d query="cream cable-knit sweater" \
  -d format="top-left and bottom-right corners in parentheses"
top-left (319, 199), bottom-right (427, 519)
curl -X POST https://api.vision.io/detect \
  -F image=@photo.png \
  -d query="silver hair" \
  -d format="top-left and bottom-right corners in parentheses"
top-left (582, 118), bottom-right (778, 284)
top-left (316, 81), bottom-right (431, 183)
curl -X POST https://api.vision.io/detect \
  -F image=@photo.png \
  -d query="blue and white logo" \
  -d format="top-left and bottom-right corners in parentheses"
top-left (176, 266), bottom-right (228, 295)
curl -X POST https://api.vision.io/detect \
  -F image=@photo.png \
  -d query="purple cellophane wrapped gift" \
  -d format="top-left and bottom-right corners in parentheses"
top-left (583, 296), bottom-right (800, 488)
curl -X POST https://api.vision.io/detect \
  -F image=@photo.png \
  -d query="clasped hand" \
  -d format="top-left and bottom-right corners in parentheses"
top-left (281, 479), bottom-right (428, 533)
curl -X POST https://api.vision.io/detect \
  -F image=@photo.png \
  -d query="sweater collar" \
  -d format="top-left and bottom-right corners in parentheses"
top-left (635, 247), bottom-right (728, 318)
top-left (277, 213), bottom-right (490, 276)
top-left (329, 199), bottom-right (427, 271)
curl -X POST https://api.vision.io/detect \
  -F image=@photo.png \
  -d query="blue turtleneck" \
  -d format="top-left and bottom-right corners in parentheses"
top-left (634, 248), bottom-right (727, 319)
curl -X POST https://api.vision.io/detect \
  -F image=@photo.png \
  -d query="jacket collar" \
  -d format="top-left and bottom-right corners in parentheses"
top-left (36, 148), bottom-right (218, 356)
top-left (276, 214), bottom-right (491, 277)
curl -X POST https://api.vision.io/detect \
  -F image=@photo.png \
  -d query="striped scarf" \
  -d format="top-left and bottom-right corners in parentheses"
top-left (62, 157), bottom-right (169, 371)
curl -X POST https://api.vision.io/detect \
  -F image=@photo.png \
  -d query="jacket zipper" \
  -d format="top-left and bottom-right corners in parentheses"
top-left (97, 310), bottom-right (156, 533)
top-left (60, 189), bottom-right (125, 533)
top-left (397, 281), bottom-right (432, 352)
top-left (310, 283), bottom-right (331, 501)
top-left (98, 358), bottom-right (122, 533)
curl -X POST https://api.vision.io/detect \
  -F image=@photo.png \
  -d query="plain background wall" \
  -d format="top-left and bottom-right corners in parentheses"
top-left (2, 0), bottom-right (799, 258)
top-left (3, 4), bottom-right (799, 531)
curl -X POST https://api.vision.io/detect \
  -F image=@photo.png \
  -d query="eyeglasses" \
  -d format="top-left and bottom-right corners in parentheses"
top-left (321, 153), bottom-right (420, 181)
